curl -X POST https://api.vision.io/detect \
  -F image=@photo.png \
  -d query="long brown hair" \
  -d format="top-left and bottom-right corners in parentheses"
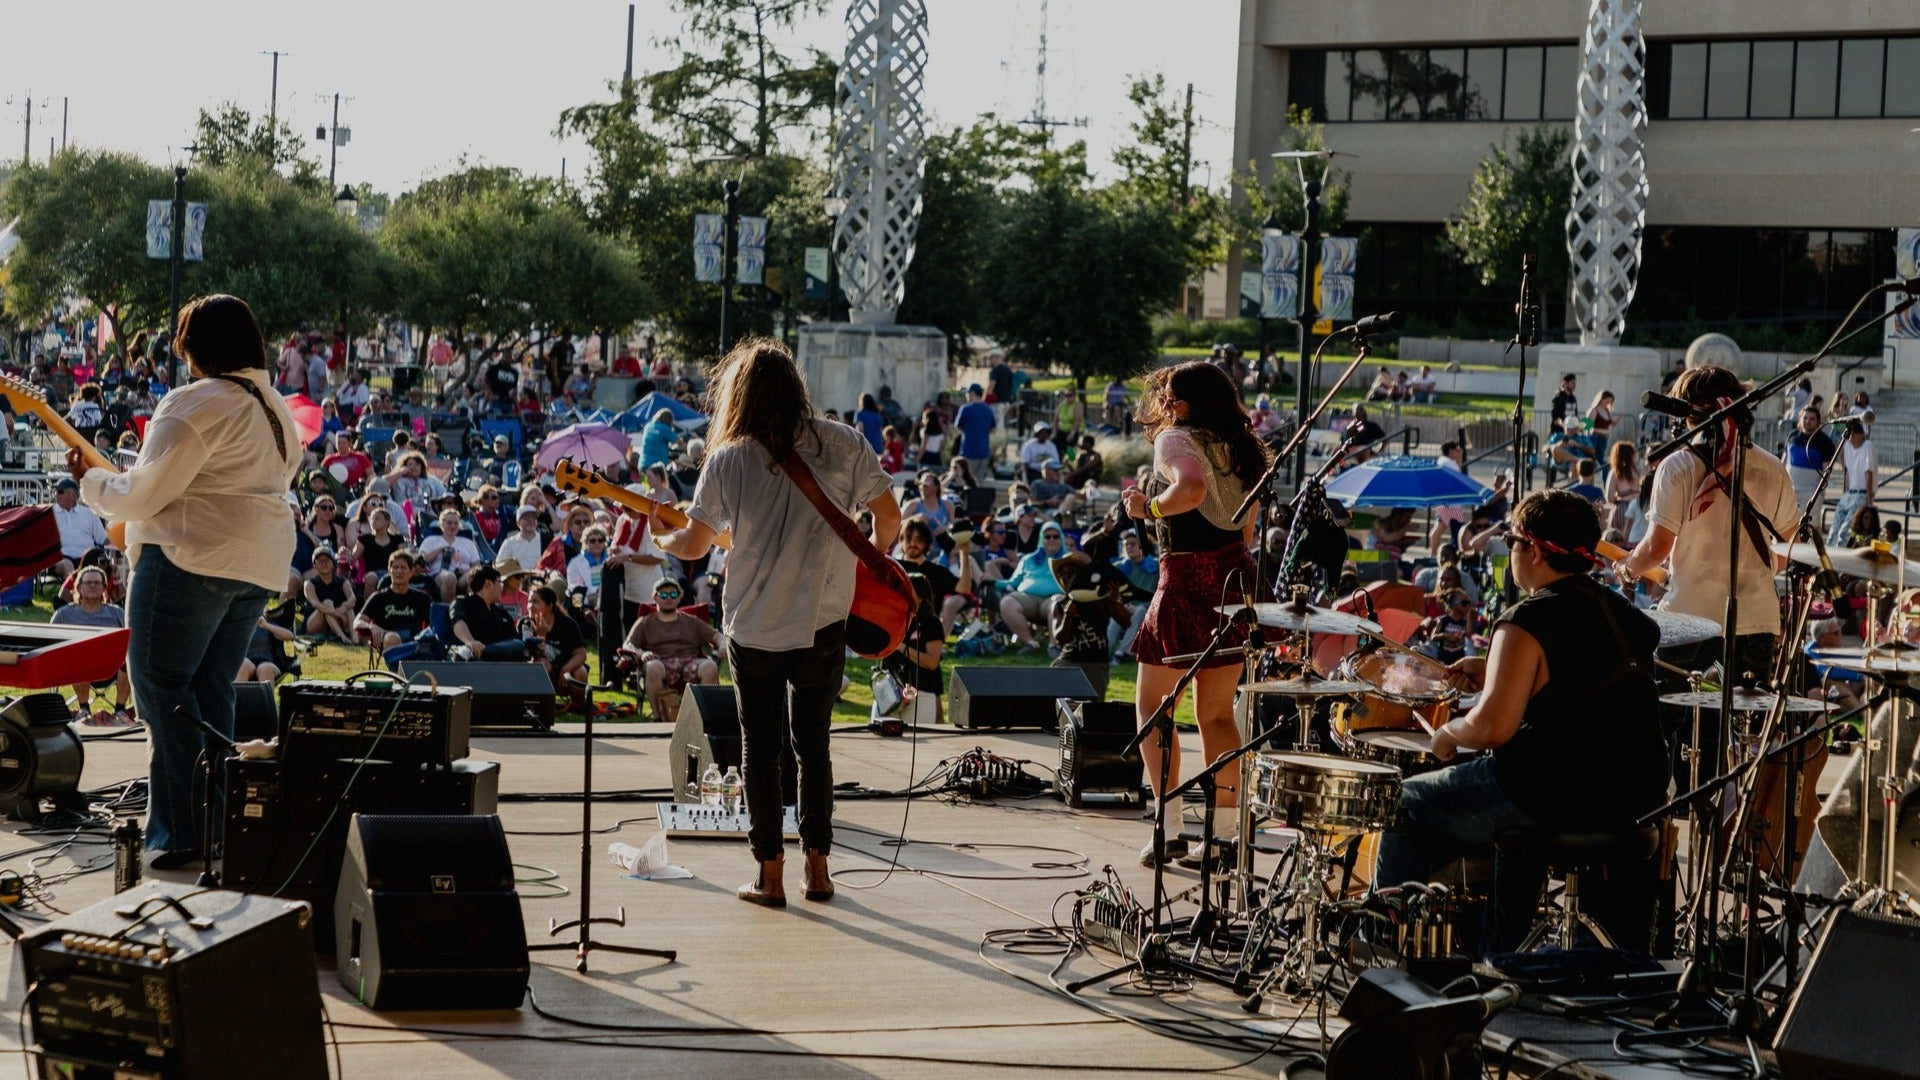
top-left (705, 337), bottom-right (815, 466)
top-left (1134, 361), bottom-right (1271, 490)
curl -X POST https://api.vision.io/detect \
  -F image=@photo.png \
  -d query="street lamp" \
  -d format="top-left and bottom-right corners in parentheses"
top-left (334, 184), bottom-right (358, 220)
top-left (1271, 149), bottom-right (1332, 487)
top-left (822, 193), bottom-right (848, 324)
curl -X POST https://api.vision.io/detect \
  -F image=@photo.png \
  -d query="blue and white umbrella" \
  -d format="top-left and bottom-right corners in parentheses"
top-left (1322, 455), bottom-right (1492, 509)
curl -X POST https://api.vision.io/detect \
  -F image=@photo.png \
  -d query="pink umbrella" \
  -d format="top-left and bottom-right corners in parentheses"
top-left (283, 393), bottom-right (326, 447)
top-left (535, 421), bottom-right (632, 473)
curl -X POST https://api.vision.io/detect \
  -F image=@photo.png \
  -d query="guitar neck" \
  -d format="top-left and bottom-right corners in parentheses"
top-left (581, 481), bottom-right (731, 551)
top-left (0, 389), bottom-right (117, 474)
top-left (1595, 539), bottom-right (1667, 586)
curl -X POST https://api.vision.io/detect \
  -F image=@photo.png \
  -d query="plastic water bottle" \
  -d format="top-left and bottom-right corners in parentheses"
top-left (720, 766), bottom-right (744, 815)
top-left (699, 763), bottom-right (724, 806)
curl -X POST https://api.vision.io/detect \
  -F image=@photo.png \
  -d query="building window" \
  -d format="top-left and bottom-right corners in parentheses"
top-left (1317, 50), bottom-right (1350, 122)
top-left (1707, 41), bottom-right (1750, 118)
top-left (1542, 44), bottom-right (1578, 120)
top-left (1838, 38), bottom-right (1885, 116)
top-left (1464, 47), bottom-right (1503, 119)
top-left (1794, 40), bottom-right (1839, 117)
top-left (1503, 46), bottom-right (1544, 120)
top-left (1667, 42), bottom-right (1707, 118)
top-left (1749, 40), bottom-right (1794, 118)
top-left (1889, 39), bottom-right (1920, 115)
top-left (1350, 50), bottom-right (1390, 121)
top-left (1426, 49), bottom-right (1466, 120)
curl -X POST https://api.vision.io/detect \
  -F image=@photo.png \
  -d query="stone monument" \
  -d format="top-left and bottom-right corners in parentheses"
top-left (797, 0), bottom-right (946, 420)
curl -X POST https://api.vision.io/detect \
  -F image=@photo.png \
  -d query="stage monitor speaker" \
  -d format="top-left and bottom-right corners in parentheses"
top-left (670, 684), bottom-right (794, 803)
top-left (224, 757), bottom-right (500, 952)
top-left (1321, 967), bottom-right (1514, 1080)
top-left (335, 813), bottom-right (529, 1010)
top-left (949, 666), bottom-right (1095, 731)
top-left (233, 681), bottom-right (277, 743)
top-left (22, 882), bottom-right (328, 1080)
top-left (400, 660), bottom-right (556, 731)
top-left (1775, 908), bottom-right (1920, 1080)
top-left (1057, 699), bottom-right (1143, 807)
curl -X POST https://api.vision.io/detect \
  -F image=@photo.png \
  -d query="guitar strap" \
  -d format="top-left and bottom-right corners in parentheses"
top-left (766, 441), bottom-right (911, 595)
top-left (216, 375), bottom-right (290, 462)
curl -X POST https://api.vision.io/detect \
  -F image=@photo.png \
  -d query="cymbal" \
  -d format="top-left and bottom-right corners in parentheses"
top-left (1659, 689), bottom-right (1826, 713)
top-left (1650, 610), bottom-right (1722, 648)
top-left (1220, 602), bottom-right (1383, 637)
top-left (1239, 677), bottom-right (1369, 697)
top-left (1772, 541), bottom-right (1920, 586)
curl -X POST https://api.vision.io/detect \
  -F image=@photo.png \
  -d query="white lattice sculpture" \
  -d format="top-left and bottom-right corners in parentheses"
top-left (1566, 0), bottom-right (1649, 346)
top-left (828, 0), bottom-right (928, 325)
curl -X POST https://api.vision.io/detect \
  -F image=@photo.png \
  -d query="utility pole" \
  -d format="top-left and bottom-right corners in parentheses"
top-left (1179, 83), bottom-right (1195, 202)
top-left (60, 97), bottom-right (67, 153)
top-left (261, 50), bottom-right (287, 157)
top-left (22, 94), bottom-right (30, 166)
top-left (169, 165), bottom-right (187, 386)
top-left (327, 93), bottom-right (340, 188)
top-left (623, 5), bottom-right (636, 90)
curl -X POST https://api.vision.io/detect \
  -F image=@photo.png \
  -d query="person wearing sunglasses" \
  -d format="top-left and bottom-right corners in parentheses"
top-left (1375, 490), bottom-right (1668, 951)
top-left (619, 576), bottom-right (720, 721)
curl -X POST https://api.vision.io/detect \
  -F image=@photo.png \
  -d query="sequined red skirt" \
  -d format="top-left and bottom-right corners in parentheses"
top-left (1131, 545), bottom-right (1259, 670)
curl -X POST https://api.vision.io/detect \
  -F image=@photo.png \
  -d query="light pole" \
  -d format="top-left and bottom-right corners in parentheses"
top-left (168, 165), bottom-right (187, 387)
top-left (822, 193), bottom-right (848, 324)
top-left (1272, 150), bottom-right (1328, 488)
top-left (335, 185), bottom-right (358, 367)
top-left (719, 177), bottom-right (740, 354)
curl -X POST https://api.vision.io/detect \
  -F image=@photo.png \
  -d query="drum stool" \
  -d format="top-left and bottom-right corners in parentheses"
top-left (1494, 825), bottom-right (1660, 953)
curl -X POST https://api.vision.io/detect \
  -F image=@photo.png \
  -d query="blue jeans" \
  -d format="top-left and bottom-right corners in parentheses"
top-left (127, 547), bottom-right (274, 852)
top-left (1829, 490), bottom-right (1867, 546)
top-left (1375, 755), bottom-right (1534, 890)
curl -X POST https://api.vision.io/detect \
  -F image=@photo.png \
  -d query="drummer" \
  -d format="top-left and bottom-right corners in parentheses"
top-left (1374, 490), bottom-right (1670, 946)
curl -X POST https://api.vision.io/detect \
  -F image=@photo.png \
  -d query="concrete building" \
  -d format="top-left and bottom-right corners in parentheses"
top-left (1221, 2), bottom-right (1920, 345)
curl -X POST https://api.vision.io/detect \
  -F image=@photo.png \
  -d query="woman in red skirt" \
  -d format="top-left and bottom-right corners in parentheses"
top-left (1120, 361), bottom-right (1272, 866)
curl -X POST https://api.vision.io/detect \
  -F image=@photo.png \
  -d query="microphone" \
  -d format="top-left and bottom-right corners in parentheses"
top-left (1343, 311), bottom-right (1402, 337)
top-left (1640, 390), bottom-right (1704, 420)
top-left (1883, 278), bottom-right (1920, 294)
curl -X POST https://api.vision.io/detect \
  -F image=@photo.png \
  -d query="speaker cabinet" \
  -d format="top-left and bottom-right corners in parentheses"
top-left (1057, 699), bottom-right (1143, 807)
top-left (670, 684), bottom-right (795, 803)
top-left (399, 661), bottom-right (556, 731)
top-left (335, 813), bottom-right (529, 1010)
top-left (232, 681), bottom-right (278, 743)
top-left (1775, 909), bottom-right (1920, 1079)
top-left (225, 758), bottom-right (500, 951)
top-left (948, 666), bottom-right (1095, 730)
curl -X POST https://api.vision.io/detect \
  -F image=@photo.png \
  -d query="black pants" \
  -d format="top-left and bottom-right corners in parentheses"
top-left (727, 622), bottom-right (845, 862)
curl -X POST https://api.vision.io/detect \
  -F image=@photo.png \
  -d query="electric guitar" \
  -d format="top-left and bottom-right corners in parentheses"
top-left (553, 457), bottom-right (915, 658)
top-left (1595, 538), bottom-right (1667, 587)
top-left (0, 373), bottom-right (127, 549)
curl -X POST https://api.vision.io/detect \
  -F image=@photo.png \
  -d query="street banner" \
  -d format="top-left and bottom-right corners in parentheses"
top-left (736, 216), bottom-right (769, 285)
top-left (1260, 230), bottom-right (1300, 320)
top-left (693, 213), bottom-right (724, 283)
top-left (1893, 230), bottom-right (1920, 339)
top-left (146, 201), bottom-right (207, 261)
top-left (804, 246), bottom-right (830, 301)
top-left (1318, 236), bottom-right (1357, 323)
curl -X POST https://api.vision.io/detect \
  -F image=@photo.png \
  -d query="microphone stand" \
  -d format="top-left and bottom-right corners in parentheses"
top-left (182, 706), bottom-right (237, 889)
top-left (1504, 254), bottom-right (1540, 604)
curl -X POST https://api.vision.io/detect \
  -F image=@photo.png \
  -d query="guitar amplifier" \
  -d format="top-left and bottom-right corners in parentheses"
top-left (398, 661), bottom-right (556, 732)
top-left (224, 755), bottom-right (499, 952)
top-left (1057, 699), bottom-right (1144, 807)
top-left (277, 679), bottom-right (471, 766)
top-left (21, 882), bottom-right (328, 1079)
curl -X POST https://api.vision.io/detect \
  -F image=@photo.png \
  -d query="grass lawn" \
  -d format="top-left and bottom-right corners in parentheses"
top-left (0, 590), bottom-right (1196, 730)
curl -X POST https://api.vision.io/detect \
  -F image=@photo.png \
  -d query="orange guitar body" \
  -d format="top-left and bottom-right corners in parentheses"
top-left (0, 374), bottom-right (128, 549)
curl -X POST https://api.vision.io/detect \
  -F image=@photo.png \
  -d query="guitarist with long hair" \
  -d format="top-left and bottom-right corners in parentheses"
top-left (651, 338), bottom-right (900, 908)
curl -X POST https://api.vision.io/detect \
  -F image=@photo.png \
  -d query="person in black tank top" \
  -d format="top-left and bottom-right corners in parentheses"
top-left (1374, 491), bottom-right (1669, 947)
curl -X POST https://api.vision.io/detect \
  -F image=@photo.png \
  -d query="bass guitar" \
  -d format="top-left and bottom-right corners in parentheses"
top-left (551, 458), bottom-right (733, 550)
top-left (0, 373), bottom-right (127, 549)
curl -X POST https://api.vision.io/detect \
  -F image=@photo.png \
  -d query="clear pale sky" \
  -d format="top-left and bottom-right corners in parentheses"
top-left (1, 0), bottom-right (1238, 196)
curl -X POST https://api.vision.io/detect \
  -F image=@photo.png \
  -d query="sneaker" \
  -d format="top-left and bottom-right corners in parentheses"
top-left (1140, 836), bottom-right (1191, 868)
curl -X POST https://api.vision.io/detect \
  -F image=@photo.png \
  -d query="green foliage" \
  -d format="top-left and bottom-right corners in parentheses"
top-left (1112, 73), bottom-right (1225, 278)
top-left (979, 164), bottom-right (1188, 388)
top-left (641, 0), bottom-right (837, 159)
top-left (379, 164), bottom-right (645, 344)
top-left (1444, 124), bottom-right (1572, 312)
top-left (1232, 105), bottom-right (1351, 238)
top-left (192, 103), bottom-right (325, 193)
top-left (0, 150), bottom-right (175, 343)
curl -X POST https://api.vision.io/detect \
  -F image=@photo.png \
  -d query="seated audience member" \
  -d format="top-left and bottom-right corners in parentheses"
top-left (418, 506), bottom-right (482, 602)
top-left (529, 584), bottom-right (590, 712)
top-left (51, 478), bottom-right (110, 580)
top-left (496, 558), bottom-right (535, 619)
top-left (1047, 552), bottom-right (1131, 698)
top-left (58, 546), bottom-right (127, 607)
top-left (50, 566), bottom-right (134, 725)
top-left (493, 501), bottom-right (548, 571)
top-left (567, 524), bottom-right (612, 609)
top-left (449, 564), bottom-right (527, 660)
top-left (301, 546), bottom-right (358, 641)
top-left (894, 516), bottom-right (973, 635)
top-left (238, 597), bottom-right (298, 685)
top-left (1029, 458), bottom-right (1072, 509)
top-left (999, 522), bottom-right (1068, 651)
top-left (619, 576), bottom-right (720, 718)
top-left (321, 432), bottom-right (374, 488)
top-left (354, 552), bottom-right (435, 650)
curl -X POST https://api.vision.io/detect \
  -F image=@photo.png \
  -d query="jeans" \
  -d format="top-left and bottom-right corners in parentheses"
top-left (127, 547), bottom-right (274, 853)
top-left (727, 623), bottom-right (846, 862)
top-left (1829, 490), bottom-right (1868, 546)
top-left (1375, 756), bottom-right (1535, 894)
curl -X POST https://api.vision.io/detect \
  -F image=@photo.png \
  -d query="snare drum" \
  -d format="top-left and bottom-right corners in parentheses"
top-left (1331, 649), bottom-right (1458, 749)
top-left (1349, 729), bottom-right (1437, 774)
top-left (1251, 751), bottom-right (1401, 835)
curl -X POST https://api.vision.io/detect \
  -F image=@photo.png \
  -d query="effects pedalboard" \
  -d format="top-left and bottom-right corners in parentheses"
top-left (656, 802), bottom-right (800, 840)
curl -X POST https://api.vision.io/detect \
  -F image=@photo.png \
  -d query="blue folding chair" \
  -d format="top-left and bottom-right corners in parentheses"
top-left (478, 417), bottom-right (524, 457)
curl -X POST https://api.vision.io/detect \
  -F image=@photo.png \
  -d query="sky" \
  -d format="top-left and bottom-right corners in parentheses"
top-left (0, 0), bottom-right (1240, 197)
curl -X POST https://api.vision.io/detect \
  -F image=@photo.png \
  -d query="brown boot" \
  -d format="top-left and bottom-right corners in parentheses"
top-left (738, 854), bottom-right (786, 908)
top-left (803, 849), bottom-right (833, 902)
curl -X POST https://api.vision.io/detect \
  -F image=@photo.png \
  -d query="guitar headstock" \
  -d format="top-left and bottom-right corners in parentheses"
top-left (552, 458), bottom-right (611, 498)
top-left (0, 371), bottom-right (49, 408)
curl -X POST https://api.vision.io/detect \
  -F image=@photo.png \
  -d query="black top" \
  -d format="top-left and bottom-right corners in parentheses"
top-left (451, 594), bottom-right (519, 645)
top-left (359, 531), bottom-right (403, 575)
top-left (1491, 575), bottom-right (1669, 829)
top-left (358, 587), bottom-right (433, 633)
top-left (896, 557), bottom-right (958, 601)
top-left (1551, 390), bottom-right (1579, 431)
top-left (884, 609), bottom-right (946, 693)
top-left (541, 611), bottom-right (585, 669)
top-left (308, 574), bottom-right (349, 607)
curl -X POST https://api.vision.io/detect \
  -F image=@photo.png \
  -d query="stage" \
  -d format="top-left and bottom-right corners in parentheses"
top-left (0, 717), bottom-right (1850, 1078)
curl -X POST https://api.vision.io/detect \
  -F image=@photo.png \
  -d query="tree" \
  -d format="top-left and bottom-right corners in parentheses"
top-left (979, 161), bottom-right (1188, 390)
top-left (0, 150), bottom-right (174, 347)
top-left (192, 103), bottom-right (325, 193)
top-left (641, 0), bottom-right (838, 160)
top-left (1444, 124), bottom-right (1573, 317)
top-left (1113, 73), bottom-right (1228, 284)
top-left (1233, 105), bottom-right (1351, 239)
